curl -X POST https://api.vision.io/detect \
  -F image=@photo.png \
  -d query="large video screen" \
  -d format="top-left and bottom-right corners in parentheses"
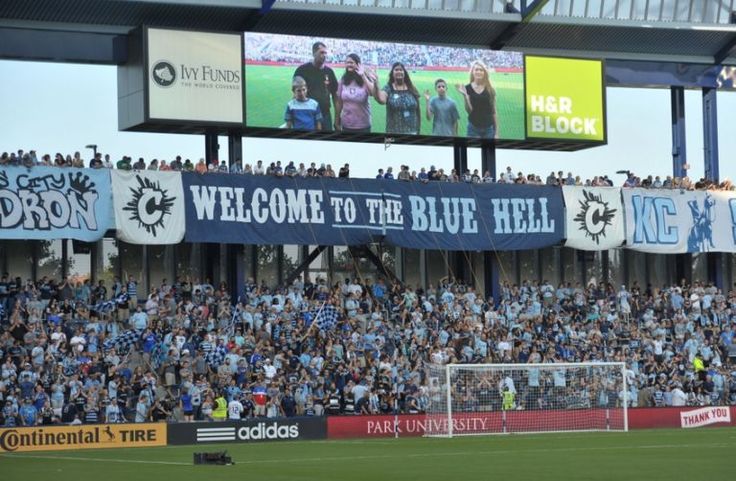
top-left (244, 33), bottom-right (525, 140)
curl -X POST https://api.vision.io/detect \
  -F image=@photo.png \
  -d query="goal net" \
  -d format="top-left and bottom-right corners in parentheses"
top-left (425, 363), bottom-right (628, 437)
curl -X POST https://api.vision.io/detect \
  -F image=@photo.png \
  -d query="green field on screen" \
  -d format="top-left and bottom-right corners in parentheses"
top-left (3, 428), bottom-right (733, 481)
top-left (245, 65), bottom-right (525, 140)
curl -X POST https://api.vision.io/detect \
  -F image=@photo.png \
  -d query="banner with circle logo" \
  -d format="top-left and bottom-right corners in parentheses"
top-left (111, 170), bottom-right (185, 245)
top-left (563, 186), bottom-right (624, 250)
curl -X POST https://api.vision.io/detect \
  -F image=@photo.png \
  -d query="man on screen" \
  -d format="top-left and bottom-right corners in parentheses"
top-left (294, 41), bottom-right (339, 132)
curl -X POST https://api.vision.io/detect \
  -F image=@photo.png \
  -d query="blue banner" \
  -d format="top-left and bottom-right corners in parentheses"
top-left (0, 167), bottom-right (114, 241)
top-left (182, 174), bottom-right (564, 251)
top-left (623, 188), bottom-right (736, 253)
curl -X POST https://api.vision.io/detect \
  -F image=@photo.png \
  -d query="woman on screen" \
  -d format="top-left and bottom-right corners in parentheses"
top-left (456, 61), bottom-right (498, 139)
top-left (371, 62), bottom-right (421, 135)
top-left (335, 53), bottom-right (374, 133)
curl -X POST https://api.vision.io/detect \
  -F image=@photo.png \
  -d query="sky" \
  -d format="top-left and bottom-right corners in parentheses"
top-left (1, 59), bottom-right (736, 183)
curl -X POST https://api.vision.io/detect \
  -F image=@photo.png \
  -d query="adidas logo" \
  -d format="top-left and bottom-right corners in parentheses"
top-left (196, 422), bottom-right (299, 442)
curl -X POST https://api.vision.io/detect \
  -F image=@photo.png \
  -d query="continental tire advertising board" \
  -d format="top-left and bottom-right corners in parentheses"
top-left (0, 423), bottom-right (167, 452)
top-left (168, 417), bottom-right (326, 445)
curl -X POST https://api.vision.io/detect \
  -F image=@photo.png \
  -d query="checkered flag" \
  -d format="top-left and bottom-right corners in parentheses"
top-left (314, 304), bottom-right (339, 331)
top-left (205, 345), bottom-right (227, 368)
top-left (103, 329), bottom-right (142, 354)
top-left (90, 300), bottom-right (116, 319)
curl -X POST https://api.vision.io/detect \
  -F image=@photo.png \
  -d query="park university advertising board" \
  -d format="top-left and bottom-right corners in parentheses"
top-left (145, 27), bottom-right (244, 125)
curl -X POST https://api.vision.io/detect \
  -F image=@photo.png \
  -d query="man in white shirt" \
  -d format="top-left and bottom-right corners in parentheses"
top-left (228, 397), bottom-right (244, 420)
top-left (671, 384), bottom-right (688, 406)
top-left (253, 160), bottom-right (265, 175)
top-left (263, 359), bottom-right (277, 380)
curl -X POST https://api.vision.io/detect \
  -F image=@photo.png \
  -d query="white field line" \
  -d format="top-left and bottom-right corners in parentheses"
top-left (9, 442), bottom-right (721, 467)
top-left (2, 441), bottom-right (731, 467)
top-left (231, 442), bottom-right (731, 465)
top-left (0, 454), bottom-right (189, 466)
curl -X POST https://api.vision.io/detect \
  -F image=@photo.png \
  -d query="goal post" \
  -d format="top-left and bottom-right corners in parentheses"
top-left (425, 362), bottom-right (628, 437)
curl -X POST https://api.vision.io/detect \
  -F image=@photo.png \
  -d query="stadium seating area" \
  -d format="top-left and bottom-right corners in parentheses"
top-left (1, 269), bottom-right (735, 426)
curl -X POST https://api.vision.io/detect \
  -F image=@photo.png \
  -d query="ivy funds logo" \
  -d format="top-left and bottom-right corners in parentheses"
top-left (151, 60), bottom-right (176, 88)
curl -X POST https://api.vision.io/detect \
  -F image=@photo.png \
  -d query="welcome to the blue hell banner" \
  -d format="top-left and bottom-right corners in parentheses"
top-left (182, 175), bottom-right (564, 251)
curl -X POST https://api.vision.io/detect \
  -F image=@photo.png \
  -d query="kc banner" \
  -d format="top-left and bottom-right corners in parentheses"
top-left (182, 174), bottom-right (565, 251)
top-left (112, 171), bottom-right (186, 245)
top-left (562, 186), bottom-right (624, 250)
top-left (623, 189), bottom-right (736, 253)
top-left (0, 166), bottom-right (113, 241)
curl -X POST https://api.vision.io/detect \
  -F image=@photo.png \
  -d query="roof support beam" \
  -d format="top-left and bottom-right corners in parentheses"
top-left (0, 26), bottom-right (126, 64)
top-left (520, 0), bottom-right (551, 23)
top-left (260, 0), bottom-right (277, 15)
top-left (491, 0), bottom-right (549, 50)
top-left (714, 11), bottom-right (736, 64)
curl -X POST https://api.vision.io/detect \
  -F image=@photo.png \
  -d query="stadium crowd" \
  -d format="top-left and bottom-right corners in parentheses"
top-left (1, 265), bottom-right (736, 427)
top-left (245, 34), bottom-right (523, 69)
top-left (2, 148), bottom-right (733, 191)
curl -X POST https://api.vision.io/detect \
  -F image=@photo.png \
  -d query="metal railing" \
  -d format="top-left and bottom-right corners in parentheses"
top-left (537, 0), bottom-right (735, 24)
top-left (277, 0), bottom-right (736, 24)
top-left (276, 0), bottom-right (511, 14)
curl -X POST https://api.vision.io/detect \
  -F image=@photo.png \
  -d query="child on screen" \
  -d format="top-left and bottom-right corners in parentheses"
top-left (284, 76), bottom-right (323, 131)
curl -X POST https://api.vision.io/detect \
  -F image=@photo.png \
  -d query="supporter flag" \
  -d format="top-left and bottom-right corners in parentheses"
top-left (102, 329), bottom-right (143, 354)
top-left (314, 304), bottom-right (339, 331)
top-left (205, 345), bottom-right (227, 368)
top-left (252, 385), bottom-right (267, 406)
top-left (111, 171), bottom-right (185, 245)
top-left (91, 300), bottom-right (116, 316)
top-left (563, 186), bottom-right (625, 251)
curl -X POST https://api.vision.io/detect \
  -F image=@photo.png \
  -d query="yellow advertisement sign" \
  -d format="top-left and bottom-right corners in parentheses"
top-left (525, 56), bottom-right (605, 142)
top-left (0, 423), bottom-right (167, 452)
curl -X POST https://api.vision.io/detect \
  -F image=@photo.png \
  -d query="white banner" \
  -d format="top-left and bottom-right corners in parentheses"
top-left (112, 171), bottom-right (185, 245)
top-left (147, 28), bottom-right (243, 124)
top-left (563, 187), bottom-right (624, 250)
top-left (623, 188), bottom-right (736, 253)
top-left (680, 406), bottom-right (731, 428)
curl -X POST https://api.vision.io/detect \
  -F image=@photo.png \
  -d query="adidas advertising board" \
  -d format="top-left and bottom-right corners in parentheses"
top-left (167, 418), bottom-right (326, 445)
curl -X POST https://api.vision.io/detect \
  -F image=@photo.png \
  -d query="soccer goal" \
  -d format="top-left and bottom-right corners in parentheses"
top-left (424, 363), bottom-right (628, 437)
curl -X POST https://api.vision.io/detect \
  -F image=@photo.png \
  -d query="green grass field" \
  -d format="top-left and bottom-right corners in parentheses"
top-left (245, 65), bottom-right (526, 140)
top-left (2, 428), bottom-right (734, 481)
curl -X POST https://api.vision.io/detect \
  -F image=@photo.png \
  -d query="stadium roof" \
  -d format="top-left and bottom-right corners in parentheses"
top-left (1, 0), bottom-right (736, 65)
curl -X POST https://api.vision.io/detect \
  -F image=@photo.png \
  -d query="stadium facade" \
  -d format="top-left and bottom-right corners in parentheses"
top-left (2, 0), bottom-right (736, 299)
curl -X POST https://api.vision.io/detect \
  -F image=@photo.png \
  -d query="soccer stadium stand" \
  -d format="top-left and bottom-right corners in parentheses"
top-left (2, 265), bottom-right (735, 426)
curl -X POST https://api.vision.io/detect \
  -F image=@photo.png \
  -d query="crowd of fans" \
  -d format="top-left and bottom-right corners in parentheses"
top-left (245, 34), bottom-right (523, 69)
top-left (3, 148), bottom-right (733, 191)
top-left (1, 267), bottom-right (735, 427)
